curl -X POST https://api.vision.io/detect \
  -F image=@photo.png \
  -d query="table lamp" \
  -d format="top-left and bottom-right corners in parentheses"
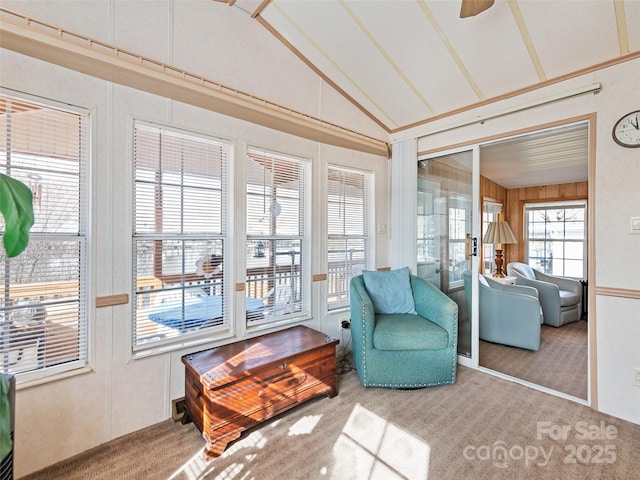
top-left (483, 220), bottom-right (517, 278)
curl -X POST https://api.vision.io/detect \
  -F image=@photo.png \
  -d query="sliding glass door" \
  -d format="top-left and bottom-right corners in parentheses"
top-left (417, 148), bottom-right (480, 363)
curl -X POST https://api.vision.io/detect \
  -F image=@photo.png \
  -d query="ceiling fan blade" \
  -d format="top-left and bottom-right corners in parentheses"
top-left (460, 0), bottom-right (495, 18)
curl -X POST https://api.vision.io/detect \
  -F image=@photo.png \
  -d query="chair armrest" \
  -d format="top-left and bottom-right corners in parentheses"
top-left (501, 283), bottom-right (539, 300)
top-left (514, 276), bottom-right (560, 319)
top-left (484, 276), bottom-right (539, 299)
top-left (514, 276), bottom-right (559, 297)
top-left (410, 275), bottom-right (458, 345)
top-left (349, 276), bottom-right (376, 349)
top-left (533, 271), bottom-right (582, 295)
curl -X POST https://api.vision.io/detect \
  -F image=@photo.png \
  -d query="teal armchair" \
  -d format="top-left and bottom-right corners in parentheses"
top-left (349, 274), bottom-right (458, 388)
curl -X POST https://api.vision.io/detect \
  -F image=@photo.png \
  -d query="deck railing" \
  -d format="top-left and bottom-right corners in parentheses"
top-left (1, 259), bottom-right (362, 311)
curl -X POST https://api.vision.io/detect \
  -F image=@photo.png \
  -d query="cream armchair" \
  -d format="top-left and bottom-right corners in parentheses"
top-left (506, 262), bottom-right (582, 327)
top-left (464, 271), bottom-right (542, 351)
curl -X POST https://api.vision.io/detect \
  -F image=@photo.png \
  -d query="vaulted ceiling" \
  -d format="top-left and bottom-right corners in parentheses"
top-left (227, 0), bottom-right (639, 188)
top-left (234, 0), bottom-right (639, 134)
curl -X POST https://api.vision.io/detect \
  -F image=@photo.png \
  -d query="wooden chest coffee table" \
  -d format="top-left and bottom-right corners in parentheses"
top-left (182, 325), bottom-right (339, 459)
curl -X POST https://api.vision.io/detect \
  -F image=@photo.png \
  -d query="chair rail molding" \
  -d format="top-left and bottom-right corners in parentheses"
top-left (594, 286), bottom-right (640, 300)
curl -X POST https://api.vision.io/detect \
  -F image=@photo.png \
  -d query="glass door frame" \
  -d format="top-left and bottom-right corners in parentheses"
top-left (417, 145), bottom-right (481, 368)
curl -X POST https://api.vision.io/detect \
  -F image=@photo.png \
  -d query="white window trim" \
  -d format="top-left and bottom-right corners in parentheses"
top-left (131, 120), bottom-right (233, 356)
top-left (524, 200), bottom-right (587, 279)
top-left (245, 146), bottom-right (312, 332)
top-left (326, 164), bottom-right (375, 312)
top-left (0, 90), bottom-right (91, 384)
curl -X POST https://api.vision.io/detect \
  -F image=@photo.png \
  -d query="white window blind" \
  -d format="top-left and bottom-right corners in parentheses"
top-left (327, 166), bottom-right (373, 310)
top-left (133, 122), bottom-right (229, 349)
top-left (245, 147), bottom-right (309, 326)
top-left (0, 94), bottom-right (89, 382)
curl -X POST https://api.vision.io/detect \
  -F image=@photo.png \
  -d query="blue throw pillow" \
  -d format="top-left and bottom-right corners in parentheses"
top-left (362, 267), bottom-right (416, 314)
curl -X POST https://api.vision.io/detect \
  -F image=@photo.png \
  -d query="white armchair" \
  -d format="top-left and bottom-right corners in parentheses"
top-left (464, 271), bottom-right (542, 350)
top-left (506, 262), bottom-right (582, 327)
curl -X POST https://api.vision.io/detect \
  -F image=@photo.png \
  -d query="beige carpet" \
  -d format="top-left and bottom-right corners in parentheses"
top-left (22, 365), bottom-right (640, 480)
top-left (480, 319), bottom-right (588, 399)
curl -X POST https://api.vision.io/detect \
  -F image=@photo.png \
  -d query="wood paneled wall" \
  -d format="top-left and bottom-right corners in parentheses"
top-left (480, 176), bottom-right (507, 205)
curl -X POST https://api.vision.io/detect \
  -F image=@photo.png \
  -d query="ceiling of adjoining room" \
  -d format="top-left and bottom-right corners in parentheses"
top-left (479, 122), bottom-right (589, 189)
top-left (224, 0), bottom-right (637, 188)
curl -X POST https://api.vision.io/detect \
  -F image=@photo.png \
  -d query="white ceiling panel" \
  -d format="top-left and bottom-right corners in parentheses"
top-left (625, 0), bottom-right (640, 53)
top-left (344, 1), bottom-right (480, 118)
top-left (519, 1), bottom-right (621, 79)
top-left (427, 1), bottom-right (542, 102)
top-left (264, 1), bottom-right (417, 127)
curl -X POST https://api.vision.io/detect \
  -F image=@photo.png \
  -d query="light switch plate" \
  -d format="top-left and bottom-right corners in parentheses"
top-left (631, 216), bottom-right (640, 234)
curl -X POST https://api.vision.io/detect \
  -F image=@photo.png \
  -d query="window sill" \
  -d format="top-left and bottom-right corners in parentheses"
top-left (131, 330), bottom-right (234, 360)
top-left (15, 365), bottom-right (94, 391)
top-left (245, 314), bottom-right (313, 336)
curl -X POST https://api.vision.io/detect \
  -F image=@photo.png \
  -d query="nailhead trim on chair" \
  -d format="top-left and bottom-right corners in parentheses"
top-left (359, 297), bottom-right (369, 385)
top-left (449, 309), bottom-right (458, 383)
top-left (363, 311), bottom-right (458, 388)
top-left (356, 291), bottom-right (458, 388)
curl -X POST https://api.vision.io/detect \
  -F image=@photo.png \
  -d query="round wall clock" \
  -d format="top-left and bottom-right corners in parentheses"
top-left (612, 110), bottom-right (640, 148)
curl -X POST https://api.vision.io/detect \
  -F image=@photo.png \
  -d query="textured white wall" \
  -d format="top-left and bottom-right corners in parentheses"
top-left (0, 1), bottom-right (389, 476)
top-left (389, 139), bottom-right (418, 272)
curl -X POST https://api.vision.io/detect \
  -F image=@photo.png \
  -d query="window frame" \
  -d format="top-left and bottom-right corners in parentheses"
top-left (245, 146), bottom-right (311, 330)
top-left (524, 200), bottom-right (587, 279)
top-left (326, 165), bottom-right (374, 311)
top-left (0, 91), bottom-right (90, 384)
top-left (447, 196), bottom-right (469, 288)
top-left (132, 120), bottom-right (232, 355)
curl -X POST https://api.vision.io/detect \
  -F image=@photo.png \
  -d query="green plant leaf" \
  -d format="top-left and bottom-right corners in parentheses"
top-left (0, 375), bottom-right (11, 460)
top-left (0, 172), bottom-right (34, 257)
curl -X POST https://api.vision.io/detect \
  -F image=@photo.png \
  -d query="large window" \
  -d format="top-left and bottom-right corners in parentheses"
top-left (0, 94), bottom-right (89, 382)
top-left (524, 200), bottom-right (586, 278)
top-left (327, 166), bottom-right (373, 310)
top-left (133, 122), bottom-right (229, 350)
top-left (246, 147), bottom-right (310, 327)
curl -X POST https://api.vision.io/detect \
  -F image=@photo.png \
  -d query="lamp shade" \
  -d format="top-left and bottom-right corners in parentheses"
top-left (483, 221), bottom-right (517, 245)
